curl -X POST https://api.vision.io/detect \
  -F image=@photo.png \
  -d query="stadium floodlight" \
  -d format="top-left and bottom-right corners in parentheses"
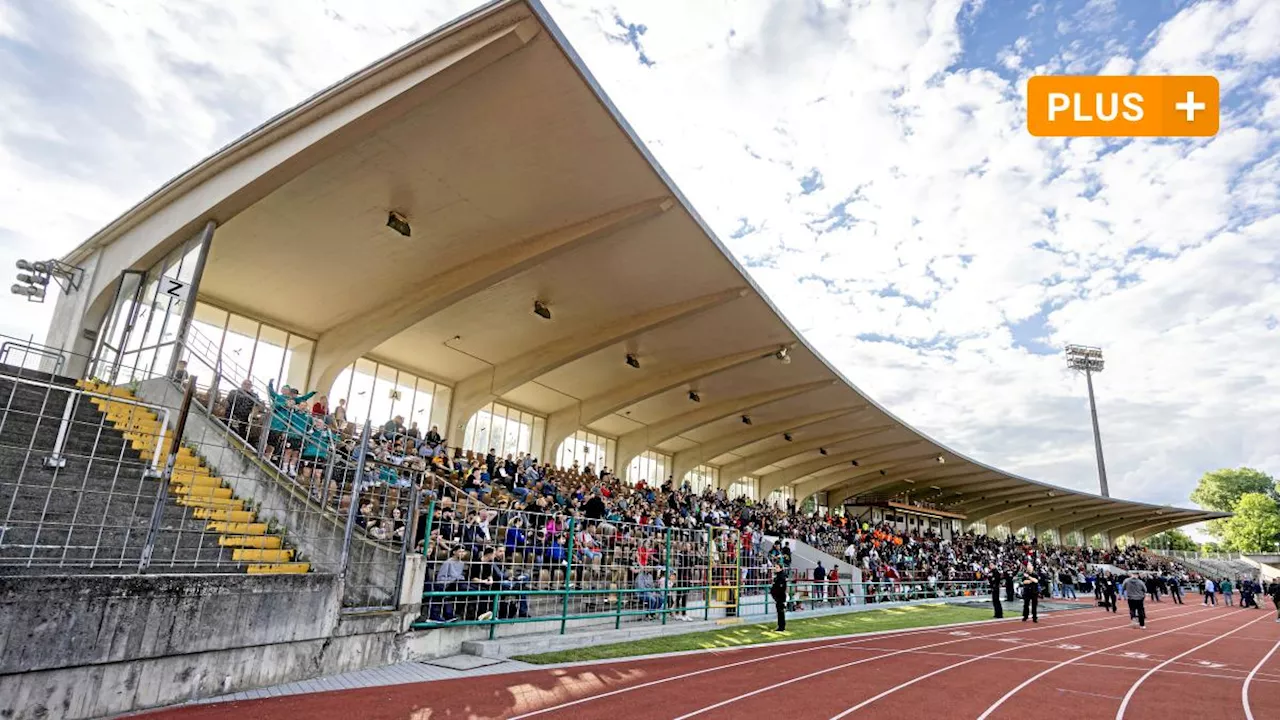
top-left (1066, 344), bottom-right (1109, 498)
top-left (11, 257), bottom-right (82, 303)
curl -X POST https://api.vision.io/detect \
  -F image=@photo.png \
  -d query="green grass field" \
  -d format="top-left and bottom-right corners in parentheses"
top-left (513, 603), bottom-right (992, 664)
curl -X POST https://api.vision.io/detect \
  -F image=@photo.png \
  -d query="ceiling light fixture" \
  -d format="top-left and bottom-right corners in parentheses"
top-left (819, 447), bottom-right (827, 455)
top-left (625, 354), bottom-right (640, 369)
top-left (741, 414), bottom-right (752, 425)
top-left (688, 390), bottom-right (701, 403)
top-left (936, 455), bottom-right (946, 463)
top-left (386, 210), bottom-right (411, 237)
top-left (533, 300), bottom-right (551, 320)
top-left (783, 433), bottom-right (793, 442)
top-left (775, 346), bottom-right (791, 364)
top-left (850, 459), bottom-right (859, 466)
top-left (879, 469), bottom-right (886, 476)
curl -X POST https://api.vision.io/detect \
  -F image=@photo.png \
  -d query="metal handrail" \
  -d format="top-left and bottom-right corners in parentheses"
top-left (0, 340), bottom-right (67, 375)
top-left (0, 371), bottom-right (171, 474)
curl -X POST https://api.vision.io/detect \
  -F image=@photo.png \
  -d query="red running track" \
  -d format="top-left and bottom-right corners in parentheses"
top-left (136, 603), bottom-right (1280, 720)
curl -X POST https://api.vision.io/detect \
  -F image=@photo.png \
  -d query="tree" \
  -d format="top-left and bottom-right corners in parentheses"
top-left (1221, 493), bottom-right (1280, 554)
top-left (1146, 528), bottom-right (1197, 551)
top-left (1190, 467), bottom-right (1277, 513)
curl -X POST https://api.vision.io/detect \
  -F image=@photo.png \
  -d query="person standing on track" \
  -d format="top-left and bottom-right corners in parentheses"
top-left (1169, 574), bottom-right (1184, 604)
top-left (771, 562), bottom-right (789, 632)
top-left (1221, 577), bottom-right (1234, 606)
top-left (1020, 566), bottom-right (1040, 623)
top-left (1101, 572), bottom-right (1118, 613)
top-left (989, 565), bottom-right (1003, 619)
top-left (1267, 578), bottom-right (1280, 622)
top-left (1122, 574), bottom-right (1148, 629)
top-left (1203, 577), bottom-right (1217, 606)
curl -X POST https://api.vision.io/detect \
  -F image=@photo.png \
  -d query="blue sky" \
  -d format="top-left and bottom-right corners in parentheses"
top-left (0, 0), bottom-right (1276, 517)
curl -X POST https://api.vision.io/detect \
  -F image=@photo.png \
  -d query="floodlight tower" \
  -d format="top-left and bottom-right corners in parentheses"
top-left (1065, 344), bottom-right (1108, 497)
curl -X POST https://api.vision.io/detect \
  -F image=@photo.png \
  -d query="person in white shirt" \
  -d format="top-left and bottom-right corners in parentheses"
top-left (1203, 578), bottom-right (1217, 606)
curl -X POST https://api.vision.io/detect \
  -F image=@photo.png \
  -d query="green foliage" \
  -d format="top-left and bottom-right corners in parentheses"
top-left (1221, 493), bottom-right (1280, 553)
top-left (1200, 541), bottom-right (1224, 553)
top-left (1146, 528), bottom-right (1198, 551)
top-left (1190, 467), bottom-right (1276, 513)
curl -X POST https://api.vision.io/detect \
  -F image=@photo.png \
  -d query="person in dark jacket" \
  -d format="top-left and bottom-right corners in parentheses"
top-left (1005, 571), bottom-right (1015, 603)
top-left (771, 563), bottom-right (789, 631)
top-left (1021, 566), bottom-right (1040, 623)
top-left (1101, 572), bottom-right (1118, 613)
top-left (989, 566), bottom-right (1003, 619)
top-left (1267, 579), bottom-right (1280, 621)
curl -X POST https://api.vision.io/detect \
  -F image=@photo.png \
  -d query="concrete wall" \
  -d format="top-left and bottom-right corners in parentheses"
top-left (0, 554), bottom-right (431, 720)
top-left (39, 250), bottom-right (104, 380)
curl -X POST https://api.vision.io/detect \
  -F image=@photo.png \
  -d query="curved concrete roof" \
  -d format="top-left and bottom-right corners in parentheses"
top-left (61, 0), bottom-right (1223, 540)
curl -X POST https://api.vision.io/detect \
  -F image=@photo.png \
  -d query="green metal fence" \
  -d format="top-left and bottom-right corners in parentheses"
top-left (412, 501), bottom-right (989, 637)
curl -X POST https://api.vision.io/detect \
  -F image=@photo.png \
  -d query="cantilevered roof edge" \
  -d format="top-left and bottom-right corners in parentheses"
top-left (522, 0), bottom-right (1214, 521)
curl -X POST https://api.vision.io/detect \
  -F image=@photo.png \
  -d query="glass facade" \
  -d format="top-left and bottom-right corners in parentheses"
top-left (627, 450), bottom-right (670, 486)
top-left (96, 232), bottom-right (207, 383)
top-left (329, 358), bottom-right (453, 438)
top-left (184, 302), bottom-right (314, 394)
top-left (727, 475), bottom-right (759, 501)
top-left (556, 430), bottom-right (616, 471)
top-left (766, 485), bottom-right (795, 507)
top-left (684, 465), bottom-right (719, 494)
top-left (462, 401), bottom-right (545, 459)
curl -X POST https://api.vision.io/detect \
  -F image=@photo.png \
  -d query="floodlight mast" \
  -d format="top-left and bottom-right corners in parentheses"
top-left (1066, 344), bottom-right (1108, 497)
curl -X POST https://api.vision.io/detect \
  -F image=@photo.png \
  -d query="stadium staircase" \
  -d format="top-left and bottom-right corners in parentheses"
top-left (0, 368), bottom-right (306, 574)
top-left (77, 379), bottom-right (309, 574)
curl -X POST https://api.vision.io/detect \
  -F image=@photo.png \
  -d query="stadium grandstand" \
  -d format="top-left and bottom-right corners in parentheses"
top-left (0, 1), bottom-right (1251, 719)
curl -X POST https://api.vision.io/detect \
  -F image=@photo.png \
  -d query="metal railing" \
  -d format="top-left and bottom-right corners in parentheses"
top-left (0, 340), bottom-right (66, 375)
top-left (413, 502), bottom-right (990, 638)
top-left (0, 372), bottom-right (179, 571)
top-left (0, 340), bottom-right (421, 610)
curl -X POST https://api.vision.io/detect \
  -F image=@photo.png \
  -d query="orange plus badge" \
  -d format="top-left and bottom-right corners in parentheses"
top-left (1027, 75), bottom-right (1219, 137)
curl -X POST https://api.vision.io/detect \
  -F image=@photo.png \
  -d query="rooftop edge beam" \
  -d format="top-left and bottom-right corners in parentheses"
top-left (447, 286), bottom-right (746, 434)
top-left (314, 195), bottom-right (676, 398)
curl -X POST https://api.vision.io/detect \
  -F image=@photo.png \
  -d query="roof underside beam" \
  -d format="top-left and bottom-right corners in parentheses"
top-left (990, 498), bottom-right (1117, 529)
top-left (981, 497), bottom-right (1110, 528)
top-left (718, 429), bottom-right (898, 488)
top-left (541, 342), bottom-right (785, 459)
top-left (313, 196), bottom-right (676, 402)
top-left (616, 379), bottom-right (837, 475)
top-left (448, 287), bottom-right (746, 435)
top-left (853, 465), bottom-right (995, 498)
top-left (669, 408), bottom-right (861, 482)
top-left (775, 451), bottom-right (942, 500)
top-left (758, 446), bottom-right (929, 498)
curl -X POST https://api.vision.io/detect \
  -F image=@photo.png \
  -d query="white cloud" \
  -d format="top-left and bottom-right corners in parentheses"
top-left (0, 0), bottom-right (1276, 516)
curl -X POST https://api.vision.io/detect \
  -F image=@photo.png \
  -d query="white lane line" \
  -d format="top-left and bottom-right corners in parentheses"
top-left (507, 609), bottom-right (1099, 719)
top-left (827, 607), bottom-right (1207, 719)
top-left (1117, 612), bottom-right (1271, 719)
top-left (669, 607), bottom-right (1196, 720)
top-left (976, 609), bottom-right (1231, 720)
top-left (1242, 635), bottom-right (1280, 720)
